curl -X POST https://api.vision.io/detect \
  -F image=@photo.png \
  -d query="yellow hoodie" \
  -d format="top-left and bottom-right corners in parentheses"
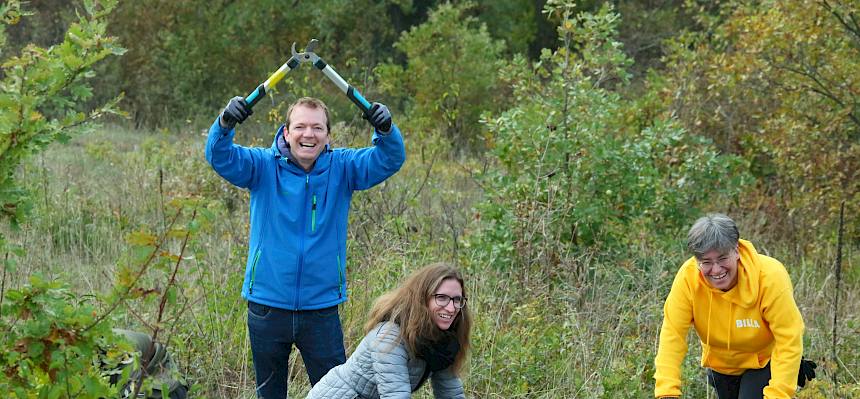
top-left (654, 239), bottom-right (804, 398)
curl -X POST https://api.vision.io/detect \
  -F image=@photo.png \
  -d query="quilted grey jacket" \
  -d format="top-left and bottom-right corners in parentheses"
top-left (306, 322), bottom-right (466, 399)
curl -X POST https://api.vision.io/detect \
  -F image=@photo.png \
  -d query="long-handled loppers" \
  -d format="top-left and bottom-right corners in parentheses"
top-left (243, 38), bottom-right (374, 115)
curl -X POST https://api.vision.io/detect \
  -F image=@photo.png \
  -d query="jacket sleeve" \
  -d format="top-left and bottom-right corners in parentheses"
top-left (369, 324), bottom-right (412, 399)
top-left (204, 117), bottom-right (263, 189)
top-left (430, 367), bottom-right (465, 399)
top-left (761, 265), bottom-right (804, 399)
top-left (654, 264), bottom-right (695, 398)
top-left (343, 125), bottom-right (406, 191)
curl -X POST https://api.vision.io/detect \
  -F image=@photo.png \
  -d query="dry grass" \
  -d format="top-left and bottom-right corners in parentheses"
top-left (4, 123), bottom-right (858, 398)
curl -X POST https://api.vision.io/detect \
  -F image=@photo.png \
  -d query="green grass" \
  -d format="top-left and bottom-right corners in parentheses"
top-left (4, 123), bottom-right (858, 398)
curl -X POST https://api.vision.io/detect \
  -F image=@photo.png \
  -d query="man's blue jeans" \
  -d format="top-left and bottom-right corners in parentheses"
top-left (247, 301), bottom-right (346, 399)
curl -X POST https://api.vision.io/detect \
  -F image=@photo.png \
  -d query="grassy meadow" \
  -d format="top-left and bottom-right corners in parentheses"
top-left (5, 117), bottom-right (858, 398)
top-left (3, 2), bottom-right (859, 397)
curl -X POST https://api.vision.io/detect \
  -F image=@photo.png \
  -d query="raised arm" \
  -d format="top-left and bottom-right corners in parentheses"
top-left (204, 97), bottom-right (263, 189)
top-left (343, 103), bottom-right (406, 191)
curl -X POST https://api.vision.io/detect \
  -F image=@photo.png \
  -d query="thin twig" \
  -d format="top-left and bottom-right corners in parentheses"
top-left (152, 206), bottom-right (197, 344)
top-left (82, 209), bottom-right (183, 333)
top-left (124, 303), bottom-right (157, 332)
top-left (1, 251), bottom-right (7, 318)
top-left (831, 200), bottom-right (845, 391)
top-left (131, 205), bottom-right (197, 399)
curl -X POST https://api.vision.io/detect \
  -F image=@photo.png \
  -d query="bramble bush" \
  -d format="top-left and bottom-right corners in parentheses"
top-left (1, 0), bottom-right (127, 389)
top-left (0, 274), bottom-right (129, 398)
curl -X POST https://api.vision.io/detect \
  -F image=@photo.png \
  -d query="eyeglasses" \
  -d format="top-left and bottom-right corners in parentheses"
top-left (696, 250), bottom-right (736, 272)
top-left (432, 294), bottom-right (467, 309)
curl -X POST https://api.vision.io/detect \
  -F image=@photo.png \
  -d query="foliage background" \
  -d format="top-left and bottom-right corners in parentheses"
top-left (2, 0), bottom-right (858, 397)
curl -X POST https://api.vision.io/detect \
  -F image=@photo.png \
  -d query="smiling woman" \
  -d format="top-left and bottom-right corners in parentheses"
top-left (695, 247), bottom-right (740, 291)
top-left (653, 214), bottom-right (812, 399)
top-left (429, 280), bottom-right (466, 330)
top-left (306, 263), bottom-right (473, 399)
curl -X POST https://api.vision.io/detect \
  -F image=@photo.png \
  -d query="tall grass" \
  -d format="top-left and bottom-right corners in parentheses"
top-left (5, 123), bottom-right (858, 398)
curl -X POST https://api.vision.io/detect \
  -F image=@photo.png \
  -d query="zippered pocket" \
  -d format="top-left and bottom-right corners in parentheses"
top-left (311, 194), bottom-right (317, 233)
top-left (248, 247), bottom-right (262, 295)
top-left (337, 255), bottom-right (344, 298)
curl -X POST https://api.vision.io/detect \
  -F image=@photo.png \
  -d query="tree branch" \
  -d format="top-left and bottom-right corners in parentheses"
top-left (82, 209), bottom-right (184, 333)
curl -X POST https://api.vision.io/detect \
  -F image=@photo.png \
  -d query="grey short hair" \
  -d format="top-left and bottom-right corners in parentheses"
top-left (687, 213), bottom-right (740, 258)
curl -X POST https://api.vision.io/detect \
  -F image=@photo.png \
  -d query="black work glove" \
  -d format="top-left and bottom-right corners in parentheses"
top-left (219, 96), bottom-right (253, 130)
top-left (797, 357), bottom-right (817, 388)
top-left (364, 102), bottom-right (392, 134)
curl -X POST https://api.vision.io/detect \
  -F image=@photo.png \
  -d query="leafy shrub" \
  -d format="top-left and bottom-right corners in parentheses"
top-left (0, 0), bottom-right (124, 230)
top-left (469, 3), bottom-right (749, 272)
top-left (376, 2), bottom-right (506, 152)
top-left (796, 379), bottom-right (860, 399)
top-left (661, 0), bottom-right (860, 247)
top-left (0, 275), bottom-right (127, 398)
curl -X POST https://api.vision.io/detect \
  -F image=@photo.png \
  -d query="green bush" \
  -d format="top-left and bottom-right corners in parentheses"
top-left (376, 2), bottom-right (506, 152)
top-left (469, 3), bottom-right (750, 272)
top-left (0, 0), bottom-right (124, 230)
top-left (0, 275), bottom-right (128, 398)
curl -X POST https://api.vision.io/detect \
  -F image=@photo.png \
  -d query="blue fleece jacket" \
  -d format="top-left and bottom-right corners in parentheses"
top-left (205, 119), bottom-right (406, 310)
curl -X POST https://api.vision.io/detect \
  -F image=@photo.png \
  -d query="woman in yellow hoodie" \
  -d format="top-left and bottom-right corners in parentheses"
top-left (654, 213), bottom-right (807, 399)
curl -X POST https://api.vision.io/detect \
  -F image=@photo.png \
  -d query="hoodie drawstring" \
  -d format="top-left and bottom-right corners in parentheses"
top-left (706, 290), bottom-right (712, 349)
top-left (727, 302), bottom-right (733, 352)
top-left (705, 290), bottom-right (713, 399)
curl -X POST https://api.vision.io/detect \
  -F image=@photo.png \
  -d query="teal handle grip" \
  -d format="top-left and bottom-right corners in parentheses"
top-left (347, 87), bottom-right (372, 114)
top-left (245, 84), bottom-right (266, 109)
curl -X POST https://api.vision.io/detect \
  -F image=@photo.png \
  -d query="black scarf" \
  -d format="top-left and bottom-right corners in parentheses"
top-left (417, 332), bottom-right (460, 371)
top-left (413, 332), bottom-right (460, 392)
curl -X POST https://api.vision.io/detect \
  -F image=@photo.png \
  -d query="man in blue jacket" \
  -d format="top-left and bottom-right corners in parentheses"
top-left (205, 96), bottom-right (406, 398)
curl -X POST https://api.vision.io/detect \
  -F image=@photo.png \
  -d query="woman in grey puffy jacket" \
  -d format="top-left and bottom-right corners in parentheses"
top-left (306, 263), bottom-right (472, 399)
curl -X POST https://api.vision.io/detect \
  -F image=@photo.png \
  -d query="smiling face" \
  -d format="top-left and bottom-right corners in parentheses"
top-left (285, 104), bottom-right (329, 171)
top-left (428, 278), bottom-right (463, 331)
top-left (696, 247), bottom-right (740, 291)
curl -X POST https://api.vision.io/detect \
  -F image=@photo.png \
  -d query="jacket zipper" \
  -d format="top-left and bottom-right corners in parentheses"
top-left (248, 247), bottom-right (262, 295)
top-left (294, 174), bottom-right (310, 308)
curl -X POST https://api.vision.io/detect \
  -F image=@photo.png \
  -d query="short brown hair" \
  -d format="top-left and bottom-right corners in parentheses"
top-left (286, 97), bottom-right (331, 133)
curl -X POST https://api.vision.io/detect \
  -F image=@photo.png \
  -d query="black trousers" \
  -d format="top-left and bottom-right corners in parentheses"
top-left (707, 363), bottom-right (771, 399)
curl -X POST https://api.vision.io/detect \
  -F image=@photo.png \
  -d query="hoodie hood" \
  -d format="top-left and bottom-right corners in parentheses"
top-left (696, 239), bottom-right (761, 308)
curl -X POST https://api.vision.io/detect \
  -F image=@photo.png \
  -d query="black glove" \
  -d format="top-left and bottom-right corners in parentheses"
top-left (797, 358), bottom-right (817, 388)
top-left (364, 102), bottom-right (392, 134)
top-left (219, 96), bottom-right (252, 129)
